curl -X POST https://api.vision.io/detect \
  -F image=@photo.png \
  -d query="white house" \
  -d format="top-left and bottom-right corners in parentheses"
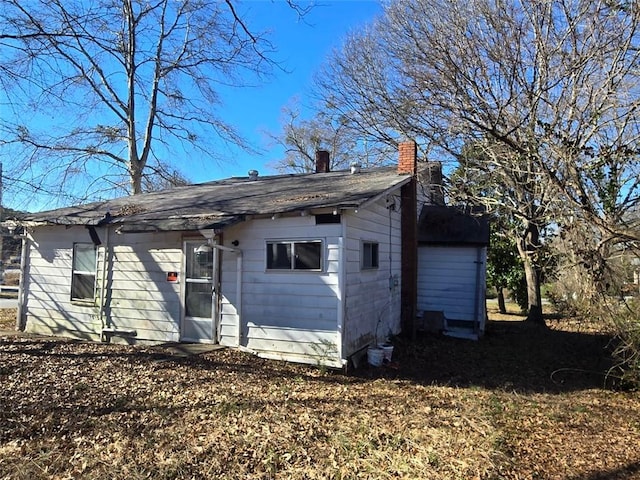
top-left (10, 142), bottom-right (444, 367)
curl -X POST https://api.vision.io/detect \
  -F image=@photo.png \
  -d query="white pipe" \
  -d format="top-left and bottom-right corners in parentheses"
top-left (99, 226), bottom-right (110, 341)
top-left (236, 253), bottom-right (242, 347)
top-left (212, 239), bottom-right (219, 343)
top-left (15, 232), bottom-right (29, 331)
top-left (214, 244), bottom-right (241, 254)
top-left (337, 220), bottom-right (347, 365)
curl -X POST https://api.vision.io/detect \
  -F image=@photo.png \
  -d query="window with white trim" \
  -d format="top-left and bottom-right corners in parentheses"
top-left (71, 243), bottom-right (97, 301)
top-left (266, 240), bottom-right (323, 271)
top-left (362, 241), bottom-right (379, 270)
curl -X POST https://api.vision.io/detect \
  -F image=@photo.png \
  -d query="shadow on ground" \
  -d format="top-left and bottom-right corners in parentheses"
top-left (356, 318), bottom-right (619, 393)
top-left (0, 310), bottom-right (620, 394)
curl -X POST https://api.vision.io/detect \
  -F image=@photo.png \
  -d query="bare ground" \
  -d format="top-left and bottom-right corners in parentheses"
top-left (0, 306), bottom-right (639, 479)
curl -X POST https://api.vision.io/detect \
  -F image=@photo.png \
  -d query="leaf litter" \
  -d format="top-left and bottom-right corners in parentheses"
top-left (0, 306), bottom-right (639, 479)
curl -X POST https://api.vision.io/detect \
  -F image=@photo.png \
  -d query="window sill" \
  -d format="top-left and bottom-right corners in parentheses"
top-left (265, 269), bottom-right (324, 273)
top-left (70, 299), bottom-right (97, 307)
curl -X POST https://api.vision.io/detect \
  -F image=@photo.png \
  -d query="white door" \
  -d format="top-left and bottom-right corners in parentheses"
top-left (417, 246), bottom-right (479, 321)
top-left (182, 240), bottom-right (217, 343)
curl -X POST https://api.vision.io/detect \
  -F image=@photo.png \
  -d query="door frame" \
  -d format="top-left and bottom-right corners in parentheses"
top-left (180, 237), bottom-right (220, 343)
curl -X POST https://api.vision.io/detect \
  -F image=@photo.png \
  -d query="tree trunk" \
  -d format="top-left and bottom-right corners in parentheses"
top-left (497, 286), bottom-right (506, 314)
top-left (522, 254), bottom-right (544, 324)
top-left (517, 221), bottom-right (545, 325)
top-left (129, 159), bottom-right (143, 195)
top-left (131, 173), bottom-right (142, 195)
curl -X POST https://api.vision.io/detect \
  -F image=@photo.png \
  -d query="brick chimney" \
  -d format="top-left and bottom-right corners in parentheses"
top-left (398, 140), bottom-right (417, 175)
top-left (315, 150), bottom-right (330, 173)
top-left (399, 140), bottom-right (418, 339)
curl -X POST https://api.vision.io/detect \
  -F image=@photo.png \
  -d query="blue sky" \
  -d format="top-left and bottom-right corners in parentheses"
top-left (1, 1), bottom-right (383, 211)
top-left (201, 0), bottom-right (383, 183)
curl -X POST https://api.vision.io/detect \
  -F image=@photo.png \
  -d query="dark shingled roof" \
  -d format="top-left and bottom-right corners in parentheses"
top-left (20, 167), bottom-right (411, 232)
top-left (418, 205), bottom-right (489, 246)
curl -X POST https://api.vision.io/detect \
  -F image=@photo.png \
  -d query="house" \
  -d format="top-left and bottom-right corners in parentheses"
top-left (8, 141), bottom-right (488, 366)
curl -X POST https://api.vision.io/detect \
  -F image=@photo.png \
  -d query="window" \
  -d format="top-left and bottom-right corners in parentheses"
top-left (71, 243), bottom-right (97, 301)
top-left (362, 241), bottom-right (379, 270)
top-left (315, 213), bottom-right (341, 224)
top-left (267, 240), bottom-right (322, 271)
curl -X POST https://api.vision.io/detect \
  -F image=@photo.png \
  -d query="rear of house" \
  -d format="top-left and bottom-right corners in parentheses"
top-left (13, 146), bottom-right (425, 367)
top-left (12, 142), bottom-right (485, 366)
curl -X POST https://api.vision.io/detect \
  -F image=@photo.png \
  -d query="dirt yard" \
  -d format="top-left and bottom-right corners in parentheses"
top-left (1, 306), bottom-right (639, 479)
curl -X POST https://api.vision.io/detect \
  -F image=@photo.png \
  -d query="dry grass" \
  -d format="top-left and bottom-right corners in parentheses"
top-left (1, 305), bottom-right (639, 480)
top-left (0, 309), bottom-right (15, 330)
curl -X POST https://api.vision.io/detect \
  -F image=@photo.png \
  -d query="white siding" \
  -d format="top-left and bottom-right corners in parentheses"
top-left (24, 226), bottom-right (102, 339)
top-left (219, 216), bottom-right (342, 366)
top-left (417, 245), bottom-right (486, 326)
top-left (23, 198), bottom-right (405, 366)
top-left (342, 198), bottom-right (402, 357)
top-left (24, 227), bottom-right (182, 343)
top-left (106, 232), bottom-right (182, 342)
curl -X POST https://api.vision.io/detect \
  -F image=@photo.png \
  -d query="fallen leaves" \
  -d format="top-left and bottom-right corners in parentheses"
top-left (1, 309), bottom-right (639, 479)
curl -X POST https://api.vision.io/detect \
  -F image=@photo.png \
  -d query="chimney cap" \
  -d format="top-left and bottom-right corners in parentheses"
top-left (248, 170), bottom-right (259, 180)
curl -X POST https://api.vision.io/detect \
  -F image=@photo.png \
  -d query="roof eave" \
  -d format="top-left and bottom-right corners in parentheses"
top-left (356, 176), bottom-right (412, 211)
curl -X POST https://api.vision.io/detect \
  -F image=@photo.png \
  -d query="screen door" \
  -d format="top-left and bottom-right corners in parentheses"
top-left (182, 240), bottom-right (216, 342)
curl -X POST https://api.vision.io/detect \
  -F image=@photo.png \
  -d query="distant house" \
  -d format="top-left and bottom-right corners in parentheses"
top-left (8, 141), bottom-right (487, 367)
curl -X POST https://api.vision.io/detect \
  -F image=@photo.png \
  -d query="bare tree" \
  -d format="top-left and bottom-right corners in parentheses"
top-left (449, 141), bottom-right (555, 323)
top-left (0, 0), bottom-right (296, 202)
top-left (314, 0), bottom-right (640, 324)
top-left (266, 100), bottom-right (395, 173)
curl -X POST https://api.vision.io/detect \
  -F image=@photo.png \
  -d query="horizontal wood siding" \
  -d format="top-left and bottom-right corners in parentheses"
top-left (24, 227), bottom-right (182, 343)
top-left (342, 198), bottom-right (402, 357)
top-left (219, 246), bottom-right (239, 347)
top-left (417, 246), bottom-right (483, 322)
top-left (24, 226), bottom-right (102, 340)
top-left (106, 233), bottom-right (182, 342)
top-left (219, 216), bottom-right (341, 365)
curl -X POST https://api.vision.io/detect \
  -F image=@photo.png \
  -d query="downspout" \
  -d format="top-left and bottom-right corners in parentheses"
top-left (15, 231), bottom-right (29, 331)
top-left (337, 227), bottom-right (346, 366)
top-left (236, 253), bottom-right (242, 346)
top-left (98, 226), bottom-right (135, 340)
top-left (99, 226), bottom-right (110, 342)
top-left (388, 197), bottom-right (395, 343)
top-left (211, 238), bottom-right (219, 342)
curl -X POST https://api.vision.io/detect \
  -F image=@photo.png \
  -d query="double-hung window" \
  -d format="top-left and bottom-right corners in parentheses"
top-left (266, 240), bottom-right (322, 271)
top-left (362, 241), bottom-right (379, 270)
top-left (71, 243), bottom-right (97, 301)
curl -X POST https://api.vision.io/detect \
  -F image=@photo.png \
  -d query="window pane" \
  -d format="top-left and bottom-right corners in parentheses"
top-left (371, 243), bottom-right (379, 267)
top-left (187, 245), bottom-right (213, 279)
top-left (185, 282), bottom-right (212, 318)
top-left (267, 243), bottom-right (292, 269)
top-left (74, 244), bottom-right (96, 272)
top-left (363, 242), bottom-right (379, 269)
top-left (363, 243), bottom-right (372, 267)
top-left (71, 273), bottom-right (95, 300)
top-left (294, 242), bottom-right (321, 270)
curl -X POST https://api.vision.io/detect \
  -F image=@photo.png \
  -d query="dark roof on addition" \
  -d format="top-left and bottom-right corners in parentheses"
top-left (418, 205), bottom-right (490, 246)
top-left (19, 167), bottom-right (411, 232)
